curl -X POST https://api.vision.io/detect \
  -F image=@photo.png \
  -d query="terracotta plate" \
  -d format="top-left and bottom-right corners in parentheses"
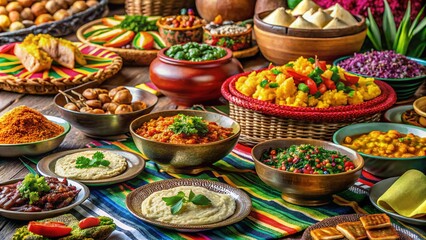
top-left (0, 178), bottom-right (89, 221)
top-left (369, 177), bottom-right (426, 226)
top-left (302, 214), bottom-right (416, 240)
top-left (37, 149), bottom-right (145, 186)
top-left (126, 178), bottom-right (252, 232)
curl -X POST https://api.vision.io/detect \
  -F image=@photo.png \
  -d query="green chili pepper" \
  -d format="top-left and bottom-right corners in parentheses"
top-left (298, 83), bottom-right (309, 93)
top-left (260, 79), bottom-right (269, 88)
top-left (269, 82), bottom-right (279, 88)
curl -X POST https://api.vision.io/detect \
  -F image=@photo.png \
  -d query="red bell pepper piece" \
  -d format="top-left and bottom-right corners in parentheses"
top-left (321, 76), bottom-right (336, 90)
top-left (315, 59), bottom-right (327, 71)
top-left (28, 221), bottom-right (72, 238)
top-left (286, 69), bottom-right (309, 84)
top-left (268, 63), bottom-right (274, 69)
top-left (343, 73), bottom-right (359, 85)
top-left (79, 217), bottom-right (101, 229)
top-left (318, 83), bottom-right (327, 94)
top-left (306, 78), bottom-right (318, 95)
top-left (103, 31), bottom-right (135, 48)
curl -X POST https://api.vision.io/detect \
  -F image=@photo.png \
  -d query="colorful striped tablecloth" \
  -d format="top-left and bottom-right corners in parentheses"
top-left (36, 138), bottom-right (426, 239)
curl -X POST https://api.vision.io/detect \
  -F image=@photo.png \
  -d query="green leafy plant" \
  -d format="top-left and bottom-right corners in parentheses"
top-left (366, 0), bottom-right (426, 57)
top-left (75, 151), bottom-right (110, 169)
top-left (162, 191), bottom-right (212, 215)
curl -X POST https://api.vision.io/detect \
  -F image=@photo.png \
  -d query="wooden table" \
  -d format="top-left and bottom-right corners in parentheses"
top-left (0, 24), bottom-right (268, 239)
top-left (1, 6), bottom-right (425, 239)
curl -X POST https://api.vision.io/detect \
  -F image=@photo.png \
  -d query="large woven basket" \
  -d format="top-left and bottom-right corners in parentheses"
top-left (126, 0), bottom-right (195, 16)
top-left (0, 0), bottom-right (108, 44)
top-left (221, 71), bottom-right (397, 146)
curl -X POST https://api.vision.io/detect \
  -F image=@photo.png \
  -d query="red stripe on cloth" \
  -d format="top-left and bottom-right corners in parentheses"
top-left (249, 211), bottom-right (298, 235)
top-left (362, 171), bottom-right (382, 182)
top-left (358, 178), bottom-right (374, 187)
top-left (122, 183), bottom-right (135, 191)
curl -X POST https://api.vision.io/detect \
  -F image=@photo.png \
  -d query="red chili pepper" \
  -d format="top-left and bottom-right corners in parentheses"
top-left (28, 221), bottom-right (72, 238)
top-left (286, 69), bottom-right (310, 84)
top-left (318, 83), bottom-right (327, 94)
top-left (305, 78), bottom-right (318, 95)
top-left (343, 73), bottom-right (359, 85)
top-left (79, 217), bottom-right (101, 229)
top-left (321, 76), bottom-right (336, 90)
top-left (315, 59), bottom-right (327, 71)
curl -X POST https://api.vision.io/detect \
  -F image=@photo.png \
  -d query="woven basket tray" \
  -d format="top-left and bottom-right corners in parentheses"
top-left (0, 43), bottom-right (122, 95)
top-left (221, 71), bottom-right (397, 145)
top-left (126, 0), bottom-right (195, 16)
top-left (0, 0), bottom-right (108, 45)
top-left (76, 19), bottom-right (159, 66)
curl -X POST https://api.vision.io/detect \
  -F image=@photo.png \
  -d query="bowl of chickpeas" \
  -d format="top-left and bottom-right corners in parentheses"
top-left (333, 122), bottom-right (426, 178)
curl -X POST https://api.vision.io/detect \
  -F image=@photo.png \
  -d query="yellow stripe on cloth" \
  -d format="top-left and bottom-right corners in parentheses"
top-left (1, 65), bottom-right (24, 73)
top-left (0, 61), bottom-right (21, 67)
top-left (51, 66), bottom-right (71, 78)
top-left (111, 141), bottom-right (145, 158)
top-left (0, 54), bottom-right (18, 60)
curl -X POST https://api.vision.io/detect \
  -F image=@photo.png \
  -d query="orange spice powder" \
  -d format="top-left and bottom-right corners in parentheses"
top-left (0, 106), bottom-right (64, 144)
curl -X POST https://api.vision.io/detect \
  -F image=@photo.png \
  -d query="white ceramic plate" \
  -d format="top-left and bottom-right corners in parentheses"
top-left (0, 177), bottom-right (89, 220)
top-left (37, 148), bottom-right (145, 186)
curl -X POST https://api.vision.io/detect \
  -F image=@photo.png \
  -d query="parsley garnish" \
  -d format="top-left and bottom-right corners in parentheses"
top-left (168, 114), bottom-right (208, 135)
top-left (116, 15), bottom-right (159, 32)
top-left (75, 151), bottom-right (110, 169)
top-left (162, 190), bottom-right (212, 215)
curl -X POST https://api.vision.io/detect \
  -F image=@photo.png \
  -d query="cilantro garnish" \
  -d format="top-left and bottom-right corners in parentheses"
top-left (168, 114), bottom-right (208, 135)
top-left (162, 190), bottom-right (212, 215)
top-left (75, 151), bottom-right (110, 169)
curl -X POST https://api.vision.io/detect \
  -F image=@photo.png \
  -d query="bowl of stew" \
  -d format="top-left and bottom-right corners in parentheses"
top-left (251, 138), bottom-right (364, 206)
top-left (129, 110), bottom-right (240, 173)
top-left (333, 122), bottom-right (426, 178)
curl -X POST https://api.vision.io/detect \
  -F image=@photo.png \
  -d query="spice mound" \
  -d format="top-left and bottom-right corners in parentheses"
top-left (0, 106), bottom-right (64, 144)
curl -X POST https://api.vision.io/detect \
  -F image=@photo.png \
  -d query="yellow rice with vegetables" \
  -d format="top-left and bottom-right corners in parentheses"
top-left (235, 57), bottom-right (381, 108)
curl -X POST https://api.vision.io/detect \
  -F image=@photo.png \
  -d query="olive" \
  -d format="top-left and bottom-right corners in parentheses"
top-left (89, 108), bottom-right (105, 114)
top-left (85, 99), bottom-right (102, 109)
top-left (98, 93), bottom-right (111, 104)
top-left (82, 88), bottom-right (98, 100)
top-left (64, 102), bottom-right (79, 111)
top-left (108, 86), bottom-right (126, 98)
top-left (115, 104), bottom-right (133, 114)
top-left (112, 89), bottom-right (132, 104)
top-left (104, 102), bottom-right (119, 114)
top-left (131, 101), bottom-right (146, 111)
top-left (80, 106), bottom-right (93, 113)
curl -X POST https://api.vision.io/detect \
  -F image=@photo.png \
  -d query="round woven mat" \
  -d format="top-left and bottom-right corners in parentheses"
top-left (0, 43), bottom-right (122, 94)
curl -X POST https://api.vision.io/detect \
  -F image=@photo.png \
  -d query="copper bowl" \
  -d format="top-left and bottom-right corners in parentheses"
top-left (252, 138), bottom-right (364, 206)
top-left (54, 85), bottom-right (158, 137)
top-left (149, 46), bottom-right (243, 106)
top-left (130, 110), bottom-right (241, 174)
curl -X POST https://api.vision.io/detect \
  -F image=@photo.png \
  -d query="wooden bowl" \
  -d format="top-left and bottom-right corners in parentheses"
top-left (156, 16), bottom-right (204, 47)
top-left (253, 10), bottom-right (367, 64)
top-left (195, 0), bottom-right (256, 22)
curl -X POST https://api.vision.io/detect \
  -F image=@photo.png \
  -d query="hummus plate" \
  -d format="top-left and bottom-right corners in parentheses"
top-left (37, 149), bottom-right (145, 186)
top-left (126, 178), bottom-right (252, 232)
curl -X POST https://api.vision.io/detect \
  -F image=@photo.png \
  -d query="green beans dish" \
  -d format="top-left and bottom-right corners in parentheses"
top-left (165, 42), bottom-right (227, 61)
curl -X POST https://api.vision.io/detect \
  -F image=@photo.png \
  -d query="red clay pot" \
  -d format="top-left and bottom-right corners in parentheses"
top-left (149, 47), bottom-right (244, 106)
